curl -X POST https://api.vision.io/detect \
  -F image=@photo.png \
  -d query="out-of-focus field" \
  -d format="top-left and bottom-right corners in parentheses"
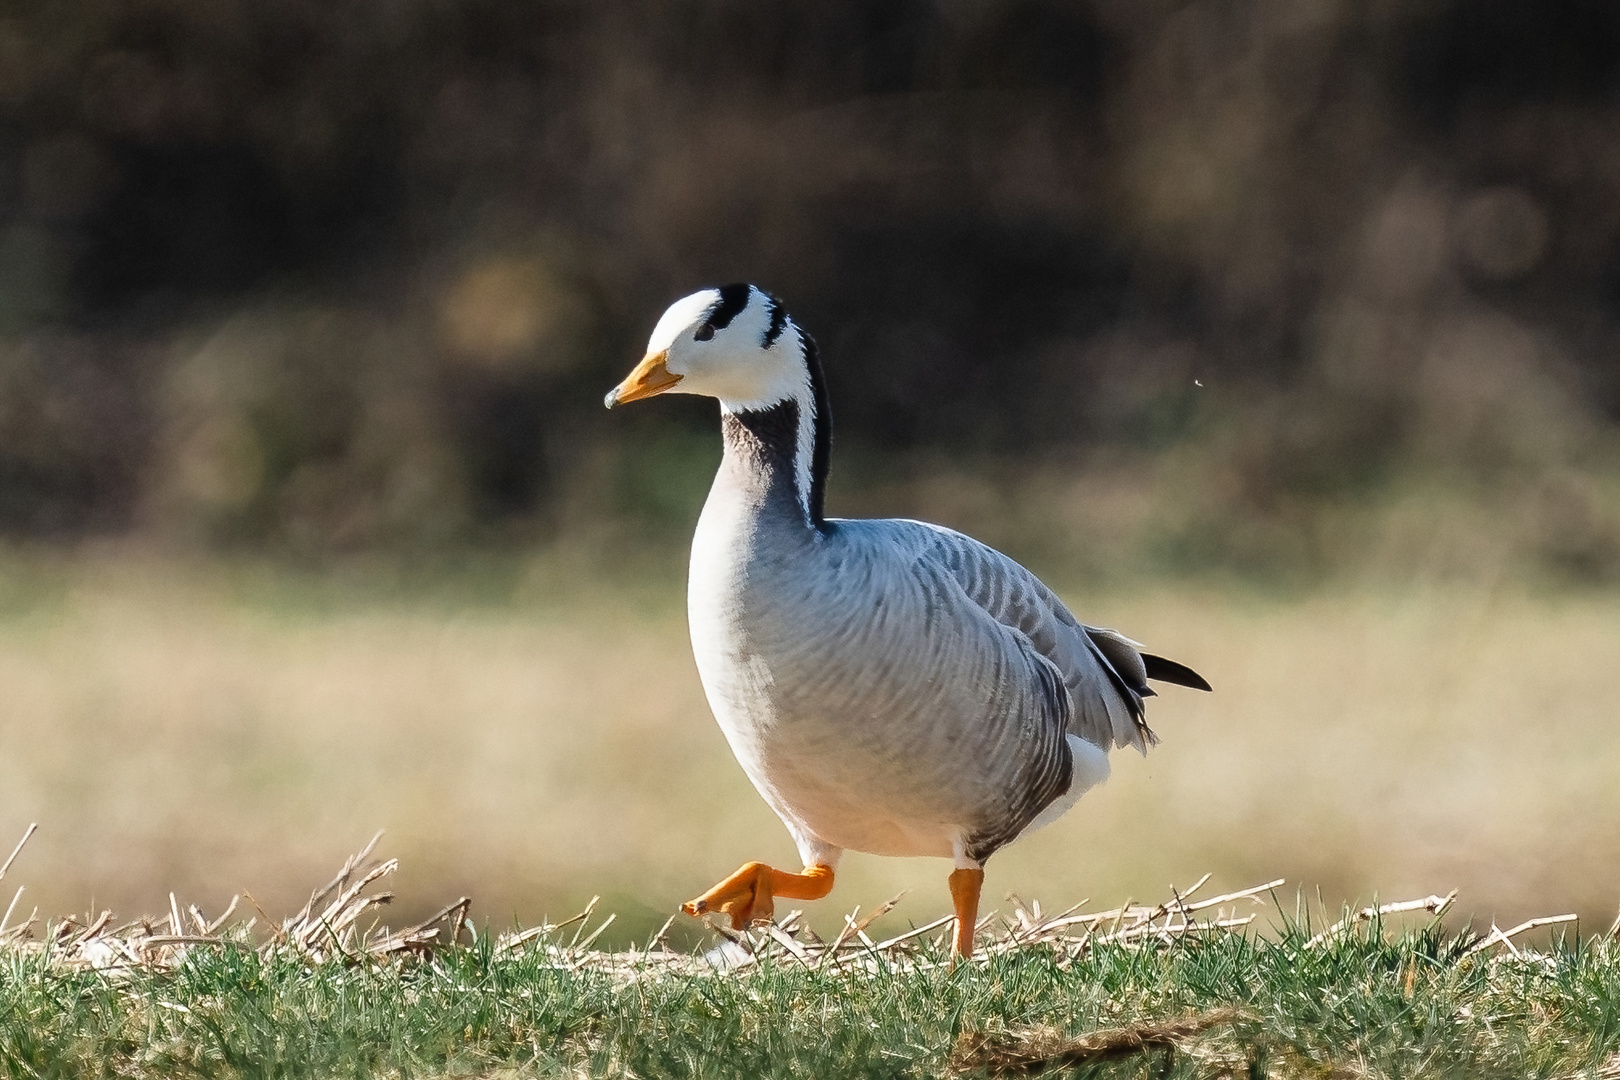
top-left (0, 552), bottom-right (1616, 946)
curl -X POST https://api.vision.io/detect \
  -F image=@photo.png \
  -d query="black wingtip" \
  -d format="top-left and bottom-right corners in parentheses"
top-left (1141, 653), bottom-right (1212, 692)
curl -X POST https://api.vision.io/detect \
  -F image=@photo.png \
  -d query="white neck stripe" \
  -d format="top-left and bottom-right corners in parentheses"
top-left (717, 321), bottom-right (816, 524)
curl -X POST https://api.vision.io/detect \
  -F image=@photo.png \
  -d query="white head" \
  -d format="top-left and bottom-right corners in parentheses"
top-left (607, 284), bottom-right (828, 524)
top-left (603, 284), bottom-right (809, 413)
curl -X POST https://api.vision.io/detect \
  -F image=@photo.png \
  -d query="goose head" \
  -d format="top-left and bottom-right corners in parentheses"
top-left (604, 284), bottom-right (808, 412)
top-left (606, 283), bottom-right (831, 526)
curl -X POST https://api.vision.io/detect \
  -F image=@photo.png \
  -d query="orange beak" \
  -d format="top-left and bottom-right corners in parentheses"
top-left (604, 350), bottom-right (681, 408)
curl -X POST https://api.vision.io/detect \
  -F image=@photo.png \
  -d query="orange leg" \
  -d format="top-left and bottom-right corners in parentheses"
top-left (949, 867), bottom-right (984, 959)
top-left (681, 862), bottom-right (835, 929)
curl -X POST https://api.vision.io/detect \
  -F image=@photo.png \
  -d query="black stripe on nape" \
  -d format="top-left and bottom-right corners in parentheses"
top-left (706, 283), bottom-right (753, 331)
top-left (761, 293), bottom-right (787, 349)
top-left (800, 322), bottom-right (833, 528)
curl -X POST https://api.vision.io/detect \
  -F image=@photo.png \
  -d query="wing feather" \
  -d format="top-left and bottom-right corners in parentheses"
top-left (904, 521), bottom-right (1156, 753)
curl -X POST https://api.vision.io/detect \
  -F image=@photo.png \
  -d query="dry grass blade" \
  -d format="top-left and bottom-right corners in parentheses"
top-left (0, 886), bottom-right (24, 936)
top-left (371, 897), bottom-right (471, 958)
top-left (951, 1008), bottom-right (1247, 1075)
top-left (205, 896), bottom-right (240, 935)
top-left (560, 900), bottom-right (605, 939)
top-left (289, 858), bottom-right (398, 949)
top-left (1465, 913), bottom-right (1578, 957)
top-left (496, 900), bottom-right (630, 958)
top-left (498, 923), bottom-right (550, 954)
top-left (0, 824), bottom-right (37, 883)
top-left (826, 906), bottom-right (863, 955)
top-left (1307, 891), bottom-right (1458, 947)
top-left (644, 913), bottom-right (677, 952)
top-left (764, 923), bottom-right (811, 964)
top-left (563, 898), bottom-right (600, 943)
top-left (243, 893), bottom-right (287, 947)
top-left (574, 912), bottom-right (616, 953)
top-left (827, 892), bottom-right (907, 957)
top-left (289, 830), bottom-right (386, 930)
top-left (73, 910), bottom-right (114, 945)
top-left (137, 936), bottom-right (237, 950)
top-left (1175, 872), bottom-right (1214, 903)
top-left (1179, 879), bottom-right (1286, 914)
top-left (867, 914), bottom-right (955, 954)
top-left (3, 913), bottom-right (40, 944)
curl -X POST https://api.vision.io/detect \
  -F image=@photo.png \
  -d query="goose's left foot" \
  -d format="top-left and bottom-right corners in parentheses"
top-left (681, 862), bottom-right (835, 929)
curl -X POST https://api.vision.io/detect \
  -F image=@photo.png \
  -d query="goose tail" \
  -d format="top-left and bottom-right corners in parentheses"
top-left (1141, 653), bottom-right (1212, 692)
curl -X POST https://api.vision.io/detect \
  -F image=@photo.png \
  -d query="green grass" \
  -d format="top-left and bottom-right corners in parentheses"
top-left (2, 919), bottom-right (1617, 1079)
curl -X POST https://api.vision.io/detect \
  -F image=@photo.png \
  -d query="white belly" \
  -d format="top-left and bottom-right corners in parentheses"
top-left (690, 577), bottom-right (953, 857)
top-left (688, 502), bottom-right (968, 858)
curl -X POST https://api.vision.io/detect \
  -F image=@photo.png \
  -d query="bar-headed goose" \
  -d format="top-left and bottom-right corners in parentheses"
top-left (606, 284), bottom-right (1210, 957)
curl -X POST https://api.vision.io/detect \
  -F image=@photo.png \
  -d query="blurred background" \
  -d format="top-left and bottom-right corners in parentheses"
top-left (0, 0), bottom-right (1617, 944)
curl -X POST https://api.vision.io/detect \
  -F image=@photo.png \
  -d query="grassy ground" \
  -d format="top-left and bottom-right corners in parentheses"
top-left (2, 915), bottom-right (1617, 1078)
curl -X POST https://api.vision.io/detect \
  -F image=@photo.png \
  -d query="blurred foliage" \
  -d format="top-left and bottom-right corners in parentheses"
top-left (0, 0), bottom-right (1618, 578)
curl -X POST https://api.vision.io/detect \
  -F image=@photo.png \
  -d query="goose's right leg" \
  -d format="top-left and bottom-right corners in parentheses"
top-left (948, 835), bottom-right (986, 960)
top-left (948, 867), bottom-right (985, 959)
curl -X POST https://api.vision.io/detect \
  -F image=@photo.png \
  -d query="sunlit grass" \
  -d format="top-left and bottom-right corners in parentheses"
top-left (1, 917), bottom-right (1617, 1078)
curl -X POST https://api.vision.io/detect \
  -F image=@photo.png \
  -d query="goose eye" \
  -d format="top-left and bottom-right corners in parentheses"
top-left (693, 324), bottom-right (715, 342)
